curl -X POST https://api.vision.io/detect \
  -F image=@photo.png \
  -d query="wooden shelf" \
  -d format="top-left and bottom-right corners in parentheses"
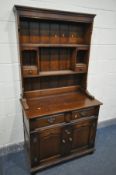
top-left (23, 70), bottom-right (87, 78)
top-left (21, 43), bottom-right (89, 49)
top-left (40, 70), bottom-right (77, 76)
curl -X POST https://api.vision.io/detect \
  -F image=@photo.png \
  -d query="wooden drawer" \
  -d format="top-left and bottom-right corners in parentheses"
top-left (75, 64), bottom-right (87, 73)
top-left (23, 65), bottom-right (38, 76)
top-left (72, 107), bottom-right (98, 120)
top-left (30, 113), bottom-right (65, 130)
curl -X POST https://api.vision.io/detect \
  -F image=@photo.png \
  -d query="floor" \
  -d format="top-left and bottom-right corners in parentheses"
top-left (0, 125), bottom-right (116, 175)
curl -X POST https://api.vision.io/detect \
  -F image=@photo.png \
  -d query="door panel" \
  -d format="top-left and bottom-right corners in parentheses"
top-left (30, 126), bottom-right (62, 166)
top-left (39, 127), bottom-right (61, 161)
top-left (72, 118), bottom-right (97, 151)
top-left (72, 125), bottom-right (90, 149)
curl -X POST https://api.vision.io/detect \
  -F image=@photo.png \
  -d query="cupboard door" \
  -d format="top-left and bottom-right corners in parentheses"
top-left (61, 125), bottom-right (73, 156)
top-left (72, 118), bottom-right (97, 151)
top-left (39, 127), bottom-right (62, 161)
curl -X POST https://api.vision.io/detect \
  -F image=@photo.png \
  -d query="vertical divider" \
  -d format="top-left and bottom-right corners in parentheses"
top-left (47, 48), bottom-right (52, 71)
top-left (49, 22), bottom-right (50, 44)
top-left (37, 48), bottom-right (40, 75)
top-left (68, 24), bottom-right (69, 44)
top-left (71, 47), bottom-right (78, 71)
top-left (58, 47), bottom-right (61, 71)
top-left (27, 20), bottom-right (30, 44)
top-left (48, 23), bottom-right (51, 43)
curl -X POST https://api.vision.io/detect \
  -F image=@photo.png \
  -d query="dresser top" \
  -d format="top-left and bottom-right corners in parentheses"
top-left (21, 91), bottom-right (102, 119)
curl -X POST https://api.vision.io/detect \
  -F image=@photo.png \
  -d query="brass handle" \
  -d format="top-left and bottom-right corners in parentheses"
top-left (69, 137), bottom-right (72, 142)
top-left (55, 34), bottom-right (57, 38)
top-left (48, 117), bottom-right (55, 124)
top-left (75, 114), bottom-right (78, 119)
top-left (62, 34), bottom-right (65, 37)
top-left (62, 139), bottom-right (66, 143)
top-left (65, 130), bottom-right (71, 135)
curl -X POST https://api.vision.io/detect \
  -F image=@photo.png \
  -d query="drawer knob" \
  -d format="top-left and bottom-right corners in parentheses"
top-left (69, 137), bottom-right (72, 142)
top-left (62, 139), bottom-right (66, 143)
top-left (48, 117), bottom-right (55, 124)
top-left (65, 130), bottom-right (71, 135)
top-left (75, 114), bottom-right (78, 119)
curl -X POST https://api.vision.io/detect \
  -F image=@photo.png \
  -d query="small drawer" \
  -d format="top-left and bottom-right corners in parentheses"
top-left (23, 66), bottom-right (38, 76)
top-left (30, 113), bottom-right (65, 130)
top-left (72, 107), bottom-right (98, 120)
top-left (75, 64), bottom-right (87, 73)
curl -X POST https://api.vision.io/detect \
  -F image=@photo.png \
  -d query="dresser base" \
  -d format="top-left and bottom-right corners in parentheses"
top-left (31, 147), bottom-right (95, 174)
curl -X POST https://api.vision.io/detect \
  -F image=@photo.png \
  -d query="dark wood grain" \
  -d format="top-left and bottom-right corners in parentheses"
top-left (22, 91), bottom-right (101, 119)
top-left (14, 5), bottom-right (102, 174)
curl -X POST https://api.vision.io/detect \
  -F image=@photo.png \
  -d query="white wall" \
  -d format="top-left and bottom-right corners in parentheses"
top-left (0, 0), bottom-right (116, 148)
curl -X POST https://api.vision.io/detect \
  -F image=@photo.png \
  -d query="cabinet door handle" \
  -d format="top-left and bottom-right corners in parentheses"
top-left (75, 114), bottom-right (78, 119)
top-left (48, 117), bottom-right (55, 124)
top-left (65, 130), bottom-right (71, 135)
top-left (69, 137), bottom-right (72, 142)
top-left (62, 139), bottom-right (66, 143)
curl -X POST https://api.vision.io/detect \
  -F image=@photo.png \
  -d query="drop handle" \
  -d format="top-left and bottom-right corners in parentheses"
top-left (62, 139), bottom-right (66, 143)
top-left (48, 117), bottom-right (55, 123)
top-left (65, 130), bottom-right (71, 135)
top-left (69, 137), bottom-right (72, 142)
top-left (75, 114), bottom-right (78, 119)
top-left (62, 34), bottom-right (65, 37)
